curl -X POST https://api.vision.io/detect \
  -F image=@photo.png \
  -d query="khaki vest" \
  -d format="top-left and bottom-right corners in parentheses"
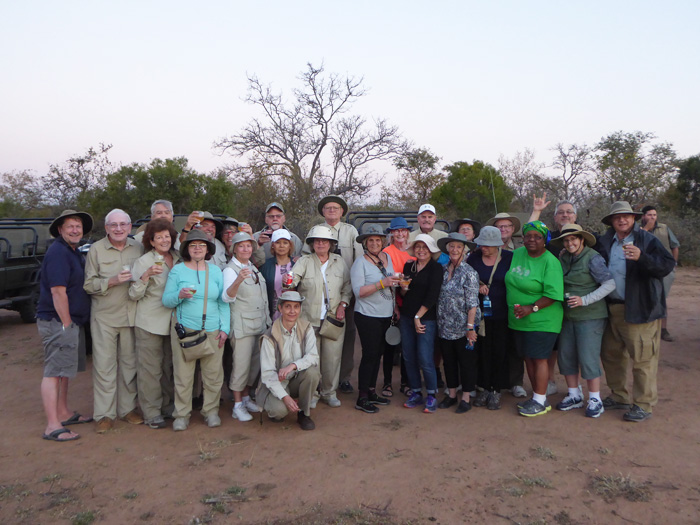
top-left (560, 246), bottom-right (608, 321)
top-left (229, 265), bottom-right (271, 339)
top-left (651, 223), bottom-right (672, 253)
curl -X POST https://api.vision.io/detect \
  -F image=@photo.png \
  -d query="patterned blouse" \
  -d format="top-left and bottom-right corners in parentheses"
top-left (437, 258), bottom-right (481, 340)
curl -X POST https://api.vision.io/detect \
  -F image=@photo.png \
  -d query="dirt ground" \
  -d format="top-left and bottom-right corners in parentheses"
top-left (1, 268), bottom-right (699, 525)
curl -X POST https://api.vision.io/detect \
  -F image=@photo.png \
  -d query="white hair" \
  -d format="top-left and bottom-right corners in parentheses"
top-left (105, 208), bottom-right (131, 224)
top-left (555, 200), bottom-right (577, 215)
top-left (150, 199), bottom-right (173, 215)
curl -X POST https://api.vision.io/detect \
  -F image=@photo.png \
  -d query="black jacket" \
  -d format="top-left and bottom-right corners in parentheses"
top-left (596, 225), bottom-right (675, 324)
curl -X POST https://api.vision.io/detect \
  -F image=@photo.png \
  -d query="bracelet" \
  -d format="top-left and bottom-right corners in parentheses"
top-left (467, 323), bottom-right (474, 327)
top-left (379, 280), bottom-right (385, 289)
top-left (181, 228), bottom-right (191, 233)
top-left (375, 282), bottom-right (380, 291)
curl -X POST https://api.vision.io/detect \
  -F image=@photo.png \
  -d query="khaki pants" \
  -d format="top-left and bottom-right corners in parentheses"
top-left (264, 367), bottom-right (321, 418)
top-left (91, 322), bottom-right (137, 420)
top-left (229, 334), bottom-right (261, 392)
top-left (339, 303), bottom-right (357, 385)
top-left (601, 304), bottom-right (661, 412)
top-left (170, 326), bottom-right (223, 418)
top-left (134, 327), bottom-right (174, 421)
top-left (315, 326), bottom-right (346, 398)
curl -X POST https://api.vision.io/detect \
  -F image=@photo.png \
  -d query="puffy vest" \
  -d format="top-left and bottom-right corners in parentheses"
top-left (560, 246), bottom-right (608, 321)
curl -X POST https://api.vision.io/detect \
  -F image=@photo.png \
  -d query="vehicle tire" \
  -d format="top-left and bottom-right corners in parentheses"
top-left (18, 290), bottom-right (38, 323)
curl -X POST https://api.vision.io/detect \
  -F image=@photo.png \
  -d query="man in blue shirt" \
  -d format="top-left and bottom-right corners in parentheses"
top-left (37, 210), bottom-right (93, 441)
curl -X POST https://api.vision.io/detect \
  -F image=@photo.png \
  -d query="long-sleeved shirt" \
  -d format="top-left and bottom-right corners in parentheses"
top-left (128, 249), bottom-right (181, 336)
top-left (260, 319), bottom-right (319, 400)
top-left (83, 236), bottom-right (143, 327)
top-left (162, 263), bottom-right (229, 334)
top-left (302, 221), bottom-right (363, 272)
top-left (292, 253), bottom-right (352, 327)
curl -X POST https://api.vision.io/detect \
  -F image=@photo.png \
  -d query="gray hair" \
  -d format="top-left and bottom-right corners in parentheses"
top-left (105, 208), bottom-right (131, 225)
top-left (555, 200), bottom-right (577, 215)
top-left (150, 199), bottom-right (173, 215)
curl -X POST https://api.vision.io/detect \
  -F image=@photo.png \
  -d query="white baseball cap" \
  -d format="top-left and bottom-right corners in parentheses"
top-left (418, 204), bottom-right (436, 215)
top-left (271, 229), bottom-right (292, 243)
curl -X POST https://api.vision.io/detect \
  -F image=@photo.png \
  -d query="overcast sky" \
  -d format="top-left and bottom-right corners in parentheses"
top-left (2, 1), bottom-right (698, 187)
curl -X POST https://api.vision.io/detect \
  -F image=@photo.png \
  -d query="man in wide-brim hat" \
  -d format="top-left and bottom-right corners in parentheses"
top-left (595, 201), bottom-right (675, 423)
top-left (305, 194), bottom-right (362, 394)
top-left (38, 210), bottom-right (94, 442)
top-left (486, 212), bottom-right (522, 251)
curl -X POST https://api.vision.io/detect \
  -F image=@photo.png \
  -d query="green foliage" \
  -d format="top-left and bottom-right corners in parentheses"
top-left (382, 148), bottom-right (444, 209)
top-left (673, 154), bottom-right (700, 215)
top-left (594, 131), bottom-right (676, 204)
top-left (432, 161), bottom-right (513, 221)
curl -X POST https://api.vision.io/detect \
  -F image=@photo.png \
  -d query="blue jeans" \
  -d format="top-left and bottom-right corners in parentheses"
top-left (399, 316), bottom-right (437, 394)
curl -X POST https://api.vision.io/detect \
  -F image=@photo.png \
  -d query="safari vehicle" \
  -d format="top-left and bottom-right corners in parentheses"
top-left (0, 219), bottom-right (53, 322)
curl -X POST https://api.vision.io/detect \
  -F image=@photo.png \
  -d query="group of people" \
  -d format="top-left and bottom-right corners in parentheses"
top-left (36, 194), bottom-right (678, 441)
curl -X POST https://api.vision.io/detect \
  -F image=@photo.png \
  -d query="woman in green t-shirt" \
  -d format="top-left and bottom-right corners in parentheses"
top-left (505, 221), bottom-right (564, 417)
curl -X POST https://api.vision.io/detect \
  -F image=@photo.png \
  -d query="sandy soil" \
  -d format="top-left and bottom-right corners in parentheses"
top-left (1, 268), bottom-right (699, 525)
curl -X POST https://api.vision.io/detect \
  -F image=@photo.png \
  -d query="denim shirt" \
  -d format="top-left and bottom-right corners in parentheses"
top-left (607, 232), bottom-right (632, 301)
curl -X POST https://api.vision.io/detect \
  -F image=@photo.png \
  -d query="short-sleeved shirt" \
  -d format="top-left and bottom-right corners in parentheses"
top-left (505, 247), bottom-right (564, 333)
top-left (37, 238), bottom-right (91, 326)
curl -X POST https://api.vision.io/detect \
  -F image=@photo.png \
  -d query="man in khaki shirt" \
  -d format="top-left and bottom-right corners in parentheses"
top-left (303, 195), bottom-right (362, 393)
top-left (83, 209), bottom-right (143, 432)
top-left (408, 204), bottom-right (449, 244)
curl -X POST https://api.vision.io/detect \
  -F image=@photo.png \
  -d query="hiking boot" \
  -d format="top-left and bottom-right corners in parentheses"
top-left (423, 395), bottom-right (438, 413)
top-left (339, 381), bottom-right (354, 394)
top-left (122, 410), bottom-right (143, 425)
top-left (355, 397), bottom-right (379, 414)
top-left (473, 390), bottom-right (490, 407)
top-left (404, 391), bottom-right (424, 408)
top-left (602, 396), bottom-right (631, 410)
top-left (487, 391), bottom-right (502, 410)
top-left (623, 404), bottom-right (652, 422)
top-left (368, 391), bottom-right (390, 405)
top-left (232, 404), bottom-right (253, 422)
top-left (511, 385), bottom-right (527, 398)
top-left (455, 400), bottom-right (472, 414)
top-left (585, 398), bottom-right (605, 418)
top-left (96, 417), bottom-right (113, 434)
top-left (556, 394), bottom-right (584, 411)
top-left (661, 328), bottom-right (674, 342)
top-left (518, 398), bottom-right (551, 417)
top-left (297, 411), bottom-right (316, 430)
top-left (438, 395), bottom-right (458, 409)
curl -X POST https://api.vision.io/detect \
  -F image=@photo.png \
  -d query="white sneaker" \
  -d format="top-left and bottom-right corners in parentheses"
top-left (309, 394), bottom-right (319, 409)
top-left (232, 404), bottom-right (253, 422)
top-left (206, 413), bottom-right (221, 427)
top-left (511, 385), bottom-right (527, 398)
top-left (546, 381), bottom-right (558, 396)
top-left (244, 398), bottom-right (262, 413)
top-left (321, 395), bottom-right (341, 408)
top-left (173, 417), bottom-right (189, 431)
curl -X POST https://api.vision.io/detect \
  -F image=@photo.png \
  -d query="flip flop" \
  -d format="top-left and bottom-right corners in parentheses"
top-left (381, 384), bottom-right (393, 398)
top-left (42, 428), bottom-right (80, 442)
top-left (61, 412), bottom-right (94, 426)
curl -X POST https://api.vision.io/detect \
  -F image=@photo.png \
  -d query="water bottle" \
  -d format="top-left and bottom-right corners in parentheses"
top-left (483, 295), bottom-right (492, 317)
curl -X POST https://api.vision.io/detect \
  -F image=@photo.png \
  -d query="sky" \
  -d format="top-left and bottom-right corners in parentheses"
top-left (1, 1), bottom-right (699, 189)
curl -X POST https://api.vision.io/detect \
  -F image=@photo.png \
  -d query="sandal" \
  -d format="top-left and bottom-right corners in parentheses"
top-left (381, 384), bottom-right (393, 398)
top-left (399, 384), bottom-right (413, 397)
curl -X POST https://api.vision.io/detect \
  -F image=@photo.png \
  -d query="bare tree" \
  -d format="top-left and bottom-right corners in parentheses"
top-left (550, 142), bottom-right (594, 202)
top-left (498, 149), bottom-right (545, 211)
top-left (380, 148), bottom-right (445, 209)
top-left (0, 170), bottom-right (46, 212)
top-left (215, 63), bottom-right (406, 218)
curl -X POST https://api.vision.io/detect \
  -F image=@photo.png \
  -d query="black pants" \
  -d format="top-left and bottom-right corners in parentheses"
top-left (355, 312), bottom-right (391, 396)
top-left (440, 337), bottom-right (477, 393)
top-left (476, 318), bottom-right (510, 391)
top-left (506, 327), bottom-right (524, 388)
top-left (382, 341), bottom-right (408, 387)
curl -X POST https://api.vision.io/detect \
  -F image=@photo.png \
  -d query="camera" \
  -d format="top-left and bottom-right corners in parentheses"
top-left (175, 322), bottom-right (187, 339)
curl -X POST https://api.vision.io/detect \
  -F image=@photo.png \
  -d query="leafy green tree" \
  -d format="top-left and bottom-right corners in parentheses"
top-left (0, 170), bottom-right (47, 216)
top-left (380, 148), bottom-right (444, 209)
top-left (431, 161), bottom-right (513, 221)
top-left (673, 154), bottom-right (700, 214)
top-left (594, 131), bottom-right (676, 204)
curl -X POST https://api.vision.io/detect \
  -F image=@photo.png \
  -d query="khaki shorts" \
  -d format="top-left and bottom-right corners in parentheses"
top-left (37, 319), bottom-right (86, 378)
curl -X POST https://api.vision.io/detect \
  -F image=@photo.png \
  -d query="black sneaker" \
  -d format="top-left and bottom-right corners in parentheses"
top-left (297, 411), bottom-right (316, 430)
top-left (623, 404), bottom-right (652, 422)
top-left (339, 381), bottom-right (354, 394)
top-left (355, 397), bottom-right (379, 413)
top-left (368, 391), bottom-right (390, 406)
top-left (455, 400), bottom-right (472, 414)
top-left (438, 396), bottom-right (458, 409)
top-left (473, 390), bottom-right (490, 407)
top-left (602, 396), bottom-right (631, 410)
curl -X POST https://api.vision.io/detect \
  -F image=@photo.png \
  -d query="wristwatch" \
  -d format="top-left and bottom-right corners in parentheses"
top-left (181, 227), bottom-right (191, 233)
top-left (532, 304), bottom-right (539, 312)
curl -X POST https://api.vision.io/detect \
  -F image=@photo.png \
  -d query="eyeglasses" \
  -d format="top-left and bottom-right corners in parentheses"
top-left (555, 210), bottom-right (576, 216)
top-left (189, 243), bottom-right (208, 248)
top-left (106, 222), bottom-right (131, 229)
top-left (323, 206), bottom-right (342, 211)
top-left (222, 230), bottom-right (236, 236)
top-left (496, 225), bottom-right (513, 230)
top-left (266, 214), bottom-right (284, 219)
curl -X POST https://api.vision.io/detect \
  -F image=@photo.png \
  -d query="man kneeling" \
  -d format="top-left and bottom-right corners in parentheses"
top-left (258, 291), bottom-right (320, 430)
